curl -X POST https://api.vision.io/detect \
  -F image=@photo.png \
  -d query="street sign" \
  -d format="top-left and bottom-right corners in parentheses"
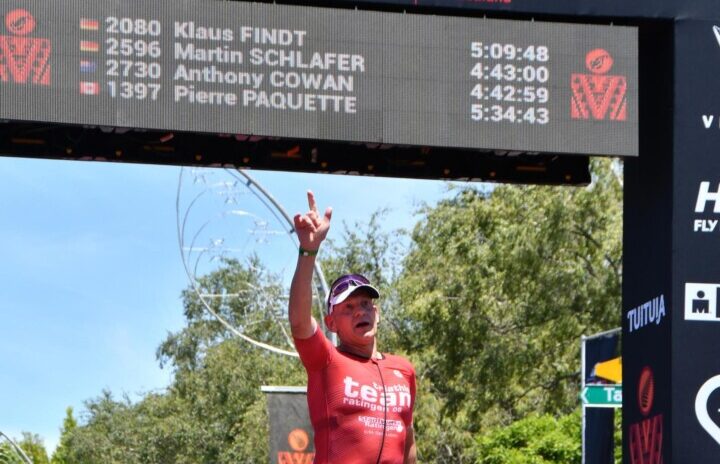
top-left (582, 384), bottom-right (622, 408)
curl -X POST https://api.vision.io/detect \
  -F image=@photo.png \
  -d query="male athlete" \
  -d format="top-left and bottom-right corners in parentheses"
top-left (289, 191), bottom-right (417, 464)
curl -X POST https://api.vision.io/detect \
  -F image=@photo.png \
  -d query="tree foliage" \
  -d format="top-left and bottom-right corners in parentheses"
top-left (395, 159), bottom-right (622, 460)
top-left (51, 407), bottom-right (77, 464)
top-left (18, 433), bottom-right (50, 464)
top-left (0, 443), bottom-right (24, 464)
top-left (472, 408), bottom-right (621, 464)
top-left (0, 433), bottom-right (49, 464)
top-left (472, 411), bottom-right (582, 464)
top-left (320, 209), bottom-right (406, 290)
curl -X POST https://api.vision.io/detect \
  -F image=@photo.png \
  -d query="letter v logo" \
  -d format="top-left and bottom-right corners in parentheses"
top-left (702, 115), bottom-right (714, 129)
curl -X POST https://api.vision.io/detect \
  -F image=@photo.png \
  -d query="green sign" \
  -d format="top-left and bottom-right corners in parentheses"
top-left (581, 384), bottom-right (622, 408)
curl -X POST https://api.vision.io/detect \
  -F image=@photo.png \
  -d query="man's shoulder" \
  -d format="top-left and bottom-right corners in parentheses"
top-left (382, 353), bottom-right (415, 373)
top-left (294, 326), bottom-right (336, 371)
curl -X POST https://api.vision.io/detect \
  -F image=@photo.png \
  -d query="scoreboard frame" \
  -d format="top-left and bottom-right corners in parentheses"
top-left (0, 0), bottom-right (642, 185)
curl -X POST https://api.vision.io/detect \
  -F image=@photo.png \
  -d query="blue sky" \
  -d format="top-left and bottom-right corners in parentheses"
top-left (0, 155), bottom-right (459, 454)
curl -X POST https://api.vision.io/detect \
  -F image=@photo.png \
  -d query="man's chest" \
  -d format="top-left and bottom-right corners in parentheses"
top-left (325, 359), bottom-right (413, 420)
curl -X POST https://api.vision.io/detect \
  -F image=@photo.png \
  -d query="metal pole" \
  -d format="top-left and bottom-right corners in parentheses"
top-left (581, 334), bottom-right (587, 464)
top-left (0, 430), bottom-right (33, 464)
top-left (581, 327), bottom-right (621, 464)
top-left (583, 327), bottom-right (621, 341)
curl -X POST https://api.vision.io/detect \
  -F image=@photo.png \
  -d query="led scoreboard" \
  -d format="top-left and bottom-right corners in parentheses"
top-left (0, 0), bottom-right (638, 156)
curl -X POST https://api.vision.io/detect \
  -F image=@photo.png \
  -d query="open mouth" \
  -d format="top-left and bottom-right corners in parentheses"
top-left (355, 321), bottom-right (371, 329)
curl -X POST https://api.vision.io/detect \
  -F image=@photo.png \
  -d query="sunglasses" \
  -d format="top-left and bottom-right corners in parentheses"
top-left (327, 274), bottom-right (371, 313)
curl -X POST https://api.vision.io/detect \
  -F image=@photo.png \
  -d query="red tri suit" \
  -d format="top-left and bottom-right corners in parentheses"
top-left (294, 328), bottom-right (416, 464)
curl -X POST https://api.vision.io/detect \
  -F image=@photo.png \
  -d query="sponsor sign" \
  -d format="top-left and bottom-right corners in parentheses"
top-left (0, 0), bottom-right (638, 156)
top-left (626, 294), bottom-right (666, 333)
top-left (684, 283), bottom-right (720, 321)
top-left (692, 182), bottom-right (720, 233)
top-left (262, 387), bottom-right (315, 464)
top-left (628, 367), bottom-right (663, 464)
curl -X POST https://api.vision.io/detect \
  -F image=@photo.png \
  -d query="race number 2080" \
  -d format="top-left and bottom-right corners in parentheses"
top-left (105, 17), bottom-right (161, 36)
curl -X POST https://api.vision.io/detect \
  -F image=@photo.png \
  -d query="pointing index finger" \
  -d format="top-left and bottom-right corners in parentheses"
top-left (307, 190), bottom-right (318, 213)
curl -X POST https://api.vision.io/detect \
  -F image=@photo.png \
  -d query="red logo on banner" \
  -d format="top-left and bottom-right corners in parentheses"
top-left (638, 366), bottom-right (655, 416)
top-left (571, 48), bottom-right (626, 121)
top-left (5, 9), bottom-right (34, 35)
top-left (0, 9), bottom-right (50, 85)
top-left (629, 366), bottom-right (663, 464)
top-left (278, 428), bottom-right (314, 464)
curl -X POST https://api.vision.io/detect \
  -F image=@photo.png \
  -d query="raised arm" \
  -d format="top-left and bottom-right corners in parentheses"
top-left (289, 191), bottom-right (332, 339)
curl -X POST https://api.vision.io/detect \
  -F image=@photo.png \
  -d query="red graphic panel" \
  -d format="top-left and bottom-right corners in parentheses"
top-left (0, 9), bottom-right (50, 85)
top-left (629, 414), bottom-right (663, 464)
top-left (277, 452), bottom-right (314, 464)
top-left (571, 48), bottom-right (626, 121)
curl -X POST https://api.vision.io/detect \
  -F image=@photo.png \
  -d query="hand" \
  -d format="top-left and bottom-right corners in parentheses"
top-left (293, 190), bottom-right (332, 251)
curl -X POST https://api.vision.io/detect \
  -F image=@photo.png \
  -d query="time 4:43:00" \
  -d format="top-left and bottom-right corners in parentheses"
top-left (471, 63), bottom-right (549, 83)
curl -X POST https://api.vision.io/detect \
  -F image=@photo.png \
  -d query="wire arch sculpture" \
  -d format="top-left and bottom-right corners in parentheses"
top-left (0, 431), bottom-right (33, 464)
top-left (176, 167), bottom-right (330, 357)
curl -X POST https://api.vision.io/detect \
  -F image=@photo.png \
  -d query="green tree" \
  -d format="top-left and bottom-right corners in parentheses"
top-left (396, 160), bottom-right (622, 460)
top-left (51, 407), bottom-right (77, 464)
top-left (320, 209), bottom-right (406, 289)
top-left (17, 433), bottom-right (49, 464)
top-left (471, 411), bottom-right (582, 464)
top-left (0, 443), bottom-right (24, 464)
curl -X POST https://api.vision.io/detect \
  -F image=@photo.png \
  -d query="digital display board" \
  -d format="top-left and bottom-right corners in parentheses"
top-left (0, 0), bottom-right (638, 156)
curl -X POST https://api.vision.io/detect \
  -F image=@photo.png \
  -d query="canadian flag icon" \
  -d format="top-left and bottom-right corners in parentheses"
top-left (79, 81), bottom-right (99, 95)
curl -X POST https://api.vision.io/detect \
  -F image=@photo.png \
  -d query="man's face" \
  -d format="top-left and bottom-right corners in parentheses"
top-left (325, 291), bottom-right (379, 343)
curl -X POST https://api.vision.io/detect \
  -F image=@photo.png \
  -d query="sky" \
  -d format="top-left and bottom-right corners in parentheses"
top-left (0, 155), bottom-right (461, 454)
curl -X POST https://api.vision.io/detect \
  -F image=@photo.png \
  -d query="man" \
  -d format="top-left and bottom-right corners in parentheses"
top-left (289, 191), bottom-right (417, 464)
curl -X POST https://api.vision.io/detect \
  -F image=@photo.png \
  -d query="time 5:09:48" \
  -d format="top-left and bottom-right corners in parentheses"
top-left (471, 104), bottom-right (549, 124)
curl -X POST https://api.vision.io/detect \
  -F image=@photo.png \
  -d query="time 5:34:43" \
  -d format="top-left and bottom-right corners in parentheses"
top-left (471, 104), bottom-right (549, 124)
